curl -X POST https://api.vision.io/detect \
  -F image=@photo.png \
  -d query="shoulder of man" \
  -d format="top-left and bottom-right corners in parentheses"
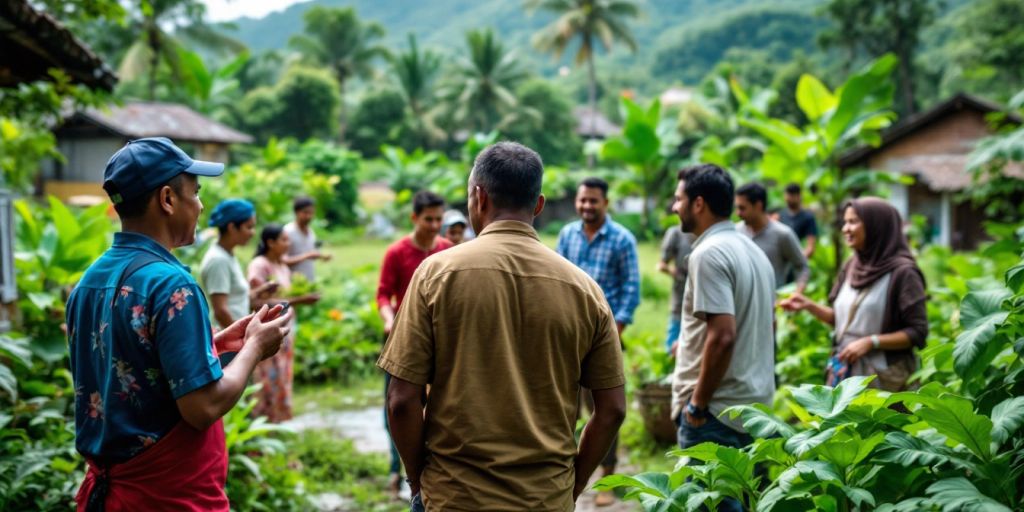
top-left (608, 219), bottom-right (637, 245)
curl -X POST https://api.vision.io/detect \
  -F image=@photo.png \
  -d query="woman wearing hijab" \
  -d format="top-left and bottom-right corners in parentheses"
top-left (247, 224), bottom-right (320, 422)
top-left (780, 197), bottom-right (928, 391)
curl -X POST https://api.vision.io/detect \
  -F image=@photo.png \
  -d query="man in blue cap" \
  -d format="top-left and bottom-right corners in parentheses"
top-left (65, 137), bottom-right (294, 511)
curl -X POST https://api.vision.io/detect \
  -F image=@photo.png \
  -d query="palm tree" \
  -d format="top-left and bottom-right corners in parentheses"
top-left (116, 0), bottom-right (246, 100)
top-left (390, 34), bottom-right (443, 148)
top-left (442, 29), bottom-right (530, 134)
top-left (288, 6), bottom-right (388, 141)
top-left (527, 0), bottom-right (640, 156)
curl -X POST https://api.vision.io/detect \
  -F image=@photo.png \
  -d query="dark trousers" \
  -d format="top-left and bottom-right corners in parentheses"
top-left (677, 413), bottom-right (753, 512)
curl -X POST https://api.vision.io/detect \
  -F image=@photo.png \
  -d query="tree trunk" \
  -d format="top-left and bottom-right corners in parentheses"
top-left (586, 50), bottom-right (598, 169)
top-left (337, 78), bottom-right (347, 144)
top-left (897, 53), bottom-right (915, 115)
top-left (147, 25), bottom-right (159, 101)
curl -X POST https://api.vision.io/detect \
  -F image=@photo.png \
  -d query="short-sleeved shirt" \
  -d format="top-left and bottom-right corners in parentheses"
top-left (660, 227), bottom-right (695, 317)
top-left (376, 236), bottom-right (453, 313)
top-left (671, 221), bottom-right (776, 432)
top-left (284, 221), bottom-right (317, 282)
top-left (66, 232), bottom-right (221, 463)
top-left (199, 243), bottom-right (250, 328)
top-left (778, 208), bottom-right (819, 241)
top-left (736, 220), bottom-right (810, 288)
top-left (556, 217), bottom-right (641, 325)
top-left (378, 221), bottom-right (624, 511)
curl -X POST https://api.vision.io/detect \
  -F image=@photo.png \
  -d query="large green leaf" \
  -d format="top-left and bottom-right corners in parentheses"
top-left (738, 117), bottom-right (806, 163)
top-left (788, 376), bottom-right (873, 418)
top-left (785, 428), bottom-right (837, 458)
top-left (990, 396), bottom-right (1024, 448)
top-left (725, 403), bottom-right (797, 439)
top-left (594, 472), bottom-right (672, 499)
top-left (795, 74), bottom-right (836, 122)
top-left (812, 428), bottom-right (885, 470)
top-left (925, 478), bottom-right (1012, 512)
top-left (825, 54), bottom-right (897, 146)
top-left (896, 393), bottom-right (993, 462)
top-left (954, 289), bottom-right (1012, 380)
top-left (874, 432), bottom-right (953, 467)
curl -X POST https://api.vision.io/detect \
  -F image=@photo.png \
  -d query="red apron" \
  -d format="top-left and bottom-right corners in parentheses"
top-left (76, 419), bottom-right (228, 512)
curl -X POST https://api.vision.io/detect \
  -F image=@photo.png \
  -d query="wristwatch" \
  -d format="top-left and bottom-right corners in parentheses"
top-left (870, 334), bottom-right (881, 349)
top-left (686, 402), bottom-right (708, 419)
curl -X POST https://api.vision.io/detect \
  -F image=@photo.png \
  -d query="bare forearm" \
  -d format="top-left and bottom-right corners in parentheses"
top-left (691, 333), bottom-right (735, 407)
top-left (387, 396), bottom-right (427, 485)
top-left (574, 411), bottom-right (623, 489)
top-left (213, 307), bottom-right (234, 330)
top-left (178, 343), bottom-right (262, 430)
top-left (808, 302), bottom-right (835, 326)
top-left (877, 331), bottom-right (912, 350)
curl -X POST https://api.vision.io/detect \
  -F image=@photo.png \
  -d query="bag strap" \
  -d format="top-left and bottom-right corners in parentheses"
top-left (111, 252), bottom-right (165, 307)
top-left (835, 287), bottom-right (870, 344)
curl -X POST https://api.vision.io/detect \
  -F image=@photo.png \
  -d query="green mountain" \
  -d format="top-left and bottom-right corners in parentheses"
top-left (222, 0), bottom-right (823, 78)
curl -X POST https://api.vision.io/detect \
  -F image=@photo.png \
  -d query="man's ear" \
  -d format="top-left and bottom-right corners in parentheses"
top-left (157, 185), bottom-right (175, 216)
top-left (692, 195), bottom-right (705, 216)
top-left (533, 194), bottom-right (545, 217)
top-left (475, 185), bottom-right (488, 212)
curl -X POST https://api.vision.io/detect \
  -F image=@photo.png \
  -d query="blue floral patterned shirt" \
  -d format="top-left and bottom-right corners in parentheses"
top-left (66, 232), bottom-right (222, 464)
top-left (556, 217), bottom-right (641, 325)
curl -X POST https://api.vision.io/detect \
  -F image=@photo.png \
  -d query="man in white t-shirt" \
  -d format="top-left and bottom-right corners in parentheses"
top-left (284, 196), bottom-right (331, 282)
top-left (669, 165), bottom-right (775, 512)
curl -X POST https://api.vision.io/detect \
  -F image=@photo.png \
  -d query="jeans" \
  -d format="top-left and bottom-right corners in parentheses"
top-left (664, 315), bottom-right (681, 352)
top-left (677, 413), bottom-right (753, 512)
top-left (384, 373), bottom-right (402, 475)
top-left (410, 493), bottom-right (424, 512)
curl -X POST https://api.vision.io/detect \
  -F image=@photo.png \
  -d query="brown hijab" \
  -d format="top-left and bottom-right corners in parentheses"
top-left (829, 197), bottom-right (924, 302)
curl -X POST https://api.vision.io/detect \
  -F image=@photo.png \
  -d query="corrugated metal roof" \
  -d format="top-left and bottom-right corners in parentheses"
top-left (70, 101), bottom-right (253, 144)
top-left (0, 0), bottom-right (116, 90)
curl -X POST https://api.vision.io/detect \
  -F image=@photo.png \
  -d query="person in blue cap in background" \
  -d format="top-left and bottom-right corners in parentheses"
top-left (65, 137), bottom-right (293, 511)
top-left (201, 199), bottom-right (279, 365)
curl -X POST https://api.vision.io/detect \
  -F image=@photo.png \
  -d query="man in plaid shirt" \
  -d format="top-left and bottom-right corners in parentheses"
top-left (556, 176), bottom-right (640, 506)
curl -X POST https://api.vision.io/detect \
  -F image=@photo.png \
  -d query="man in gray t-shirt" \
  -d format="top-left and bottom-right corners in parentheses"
top-left (284, 197), bottom-right (331, 282)
top-left (736, 183), bottom-right (809, 294)
top-left (669, 165), bottom-right (775, 489)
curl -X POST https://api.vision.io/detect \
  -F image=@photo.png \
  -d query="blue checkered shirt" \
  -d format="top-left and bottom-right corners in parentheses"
top-left (556, 217), bottom-right (641, 325)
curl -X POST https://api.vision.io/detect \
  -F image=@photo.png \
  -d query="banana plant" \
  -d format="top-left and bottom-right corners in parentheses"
top-left (737, 54), bottom-right (901, 277)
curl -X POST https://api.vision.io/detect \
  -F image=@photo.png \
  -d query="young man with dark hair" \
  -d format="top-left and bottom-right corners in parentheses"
top-left (778, 183), bottom-right (819, 258)
top-left (283, 196), bottom-right (331, 283)
top-left (376, 189), bottom-right (452, 498)
top-left (670, 164), bottom-right (775, 512)
top-left (555, 176), bottom-right (639, 506)
top-left (381, 142), bottom-right (625, 511)
top-left (735, 183), bottom-right (810, 294)
top-left (66, 138), bottom-right (293, 510)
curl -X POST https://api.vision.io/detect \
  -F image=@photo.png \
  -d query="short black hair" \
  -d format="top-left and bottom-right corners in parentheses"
top-left (112, 173), bottom-right (189, 220)
top-left (677, 164), bottom-right (734, 218)
top-left (785, 183), bottom-right (801, 195)
top-left (580, 177), bottom-right (609, 198)
top-left (293, 196), bottom-right (315, 212)
top-left (412, 190), bottom-right (445, 215)
top-left (470, 141), bottom-right (544, 211)
top-left (737, 182), bottom-right (767, 210)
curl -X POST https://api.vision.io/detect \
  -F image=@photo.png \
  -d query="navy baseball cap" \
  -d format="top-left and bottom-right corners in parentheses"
top-left (103, 137), bottom-right (225, 205)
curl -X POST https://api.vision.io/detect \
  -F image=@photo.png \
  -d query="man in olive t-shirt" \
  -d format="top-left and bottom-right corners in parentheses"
top-left (378, 142), bottom-right (626, 512)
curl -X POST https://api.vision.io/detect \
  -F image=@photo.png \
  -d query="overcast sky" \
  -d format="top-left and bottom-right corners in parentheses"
top-left (202, 0), bottom-right (308, 22)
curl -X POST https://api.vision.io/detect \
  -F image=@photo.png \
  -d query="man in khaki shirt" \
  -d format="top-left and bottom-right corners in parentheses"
top-left (379, 142), bottom-right (626, 511)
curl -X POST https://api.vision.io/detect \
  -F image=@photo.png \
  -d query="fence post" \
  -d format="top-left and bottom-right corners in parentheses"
top-left (0, 188), bottom-right (15, 332)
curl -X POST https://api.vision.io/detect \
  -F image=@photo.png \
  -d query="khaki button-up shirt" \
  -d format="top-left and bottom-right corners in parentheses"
top-left (378, 220), bottom-right (624, 511)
